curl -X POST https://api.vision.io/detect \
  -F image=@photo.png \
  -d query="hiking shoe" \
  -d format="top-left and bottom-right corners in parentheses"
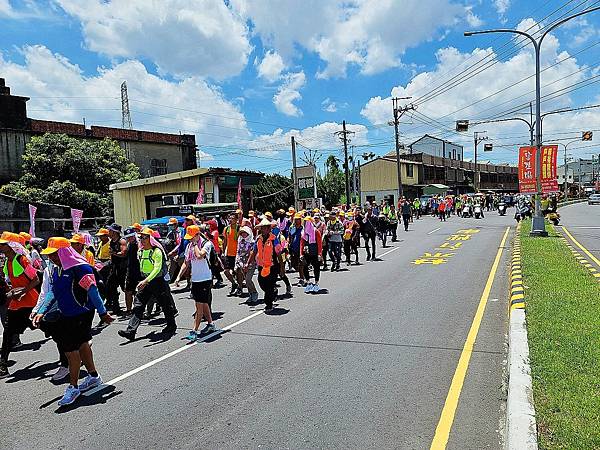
top-left (200, 323), bottom-right (218, 335)
top-left (58, 385), bottom-right (80, 406)
top-left (312, 284), bottom-right (320, 293)
top-left (79, 374), bottom-right (102, 392)
top-left (118, 329), bottom-right (136, 341)
top-left (0, 360), bottom-right (8, 379)
top-left (304, 283), bottom-right (314, 293)
top-left (50, 366), bottom-right (70, 381)
top-left (185, 330), bottom-right (198, 341)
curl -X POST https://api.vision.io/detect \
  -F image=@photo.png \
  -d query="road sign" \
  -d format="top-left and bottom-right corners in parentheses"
top-left (456, 120), bottom-right (469, 132)
top-left (295, 165), bottom-right (317, 200)
top-left (483, 143), bottom-right (493, 152)
top-left (582, 131), bottom-right (593, 141)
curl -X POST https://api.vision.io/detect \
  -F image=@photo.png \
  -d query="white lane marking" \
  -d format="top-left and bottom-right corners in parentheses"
top-left (568, 226), bottom-right (600, 229)
top-left (83, 310), bottom-right (265, 396)
top-left (379, 246), bottom-right (400, 258)
top-left (428, 227), bottom-right (441, 235)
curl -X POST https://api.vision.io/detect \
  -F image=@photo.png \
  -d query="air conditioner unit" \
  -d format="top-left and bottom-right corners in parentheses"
top-left (162, 194), bottom-right (185, 206)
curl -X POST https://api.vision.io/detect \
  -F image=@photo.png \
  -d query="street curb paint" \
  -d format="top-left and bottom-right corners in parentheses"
top-left (559, 227), bottom-right (600, 281)
top-left (506, 223), bottom-right (539, 450)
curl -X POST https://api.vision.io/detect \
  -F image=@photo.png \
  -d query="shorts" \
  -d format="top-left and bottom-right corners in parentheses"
top-left (5, 308), bottom-right (34, 334)
top-left (55, 311), bottom-right (94, 353)
top-left (191, 280), bottom-right (212, 306)
top-left (125, 270), bottom-right (142, 292)
top-left (224, 255), bottom-right (236, 270)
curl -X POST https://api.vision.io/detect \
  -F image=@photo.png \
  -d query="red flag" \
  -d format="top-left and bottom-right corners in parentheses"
top-left (518, 146), bottom-right (537, 193)
top-left (196, 179), bottom-right (205, 205)
top-left (540, 145), bottom-right (559, 193)
top-left (237, 177), bottom-right (242, 209)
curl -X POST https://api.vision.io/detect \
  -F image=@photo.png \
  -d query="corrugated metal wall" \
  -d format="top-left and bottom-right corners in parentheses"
top-left (360, 159), bottom-right (419, 191)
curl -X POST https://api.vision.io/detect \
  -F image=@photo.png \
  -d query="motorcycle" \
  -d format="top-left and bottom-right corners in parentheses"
top-left (474, 205), bottom-right (483, 219)
top-left (498, 202), bottom-right (507, 216)
top-left (514, 205), bottom-right (530, 222)
top-left (462, 205), bottom-right (471, 218)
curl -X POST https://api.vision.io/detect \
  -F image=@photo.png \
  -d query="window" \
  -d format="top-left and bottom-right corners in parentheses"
top-left (452, 149), bottom-right (456, 160)
top-left (406, 164), bottom-right (414, 178)
top-left (150, 158), bottom-right (168, 176)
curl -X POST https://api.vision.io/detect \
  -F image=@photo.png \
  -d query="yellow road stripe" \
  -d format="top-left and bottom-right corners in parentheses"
top-left (563, 227), bottom-right (600, 268)
top-left (429, 226), bottom-right (510, 450)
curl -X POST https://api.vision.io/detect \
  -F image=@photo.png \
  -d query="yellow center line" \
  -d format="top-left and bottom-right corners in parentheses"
top-left (430, 226), bottom-right (510, 450)
top-left (563, 226), bottom-right (600, 268)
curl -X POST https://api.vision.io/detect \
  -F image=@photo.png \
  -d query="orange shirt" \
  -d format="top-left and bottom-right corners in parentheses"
top-left (3, 255), bottom-right (39, 310)
top-left (225, 225), bottom-right (238, 257)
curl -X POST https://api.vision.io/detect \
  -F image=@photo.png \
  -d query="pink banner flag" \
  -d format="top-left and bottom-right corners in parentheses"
top-left (71, 208), bottom-right (84, 233)
top-left (28, 204), bottom-right (37, 237)
top-left (196, 179), bottom-right (205, 205)
top-left (237, 177), bottom-right (242, 209)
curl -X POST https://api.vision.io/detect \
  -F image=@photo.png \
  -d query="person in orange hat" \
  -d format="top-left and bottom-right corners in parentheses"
top-left (288, 213), bottom-right (305, 285)
top-left (0, 232), bottom-right (41, 378)
top-left (35, 237), bottom-right (113, 405)
top-left (94, 228), bottom-right (111, 262)
top-left (131, 222), bottom-right (143, 232)
top-left (70, 234), bottom-right (95, 266)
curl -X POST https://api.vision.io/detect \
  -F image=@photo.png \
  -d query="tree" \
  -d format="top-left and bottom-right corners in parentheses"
top-left (252, 173), bottom-right (294, 212)
top-left (317, 155), bottom-right (345, 208)
top-left (0, 133), bottom-right (139, 217)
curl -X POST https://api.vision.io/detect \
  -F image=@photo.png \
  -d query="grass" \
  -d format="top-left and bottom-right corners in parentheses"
top-left (520, 220), bottom-right (600, 449)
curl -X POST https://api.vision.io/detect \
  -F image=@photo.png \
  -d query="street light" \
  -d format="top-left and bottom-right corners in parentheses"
top-left (465, 6), bottom-right (600, 236)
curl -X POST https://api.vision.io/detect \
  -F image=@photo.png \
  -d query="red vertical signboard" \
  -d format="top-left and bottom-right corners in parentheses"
top-left (518, 146), bottom-right (537, 193)
top-left (540, 145), bottom-right (559, 193)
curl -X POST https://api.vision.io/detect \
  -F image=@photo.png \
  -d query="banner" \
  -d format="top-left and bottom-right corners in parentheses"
top-left (196, 179), bottom-right (204, 205)
top-left (70, 208), bottom-right (83, 233)
top-left (236, 178), bottom-right (242, 209)
top-left (28, 204), bottom-right (37, 237)
top-left (540, 145), bottom-right (559, 193)
top-left (518, 146), bottom-right (537, 193)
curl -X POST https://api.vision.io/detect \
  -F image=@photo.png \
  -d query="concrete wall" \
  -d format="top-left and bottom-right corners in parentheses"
top-left (125, 141), bottom-right (186, 178)
top-left (0, 193), bottom-right (71, 238)
top-left (411, 136), bottom-right (463, 160)
top-left (0, 129), bottom-right (31, 184)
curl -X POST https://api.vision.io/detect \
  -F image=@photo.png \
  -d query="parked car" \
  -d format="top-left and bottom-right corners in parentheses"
top-left (588, 193), bottom-right (600, 205)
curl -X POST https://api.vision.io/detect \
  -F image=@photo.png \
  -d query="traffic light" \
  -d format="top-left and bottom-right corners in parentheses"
top-left (582, 130), bottom-right (593, 141)
top-left (456, 120), bottom-right (469, 132)
top-left (484, 143), bottom-right (493, 152)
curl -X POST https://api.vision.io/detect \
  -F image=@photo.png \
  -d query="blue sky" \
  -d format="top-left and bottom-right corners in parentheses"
top-left (2, 0), bottom-right (600, 174)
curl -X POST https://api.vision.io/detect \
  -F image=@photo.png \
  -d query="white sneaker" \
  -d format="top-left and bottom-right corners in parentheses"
top-left (78, 374), bottom-right (102, 392)
top-left (50, 366), bottom-right (70, 381)
top-left (58, 385), bottom-right (81, 406)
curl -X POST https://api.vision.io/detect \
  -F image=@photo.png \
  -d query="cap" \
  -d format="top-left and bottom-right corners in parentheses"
top-left (256, 217), bottom-right (273, 228)
top-left (168, 217), bottom-right (178, 225)
top-left (41, 237), bottom-right (71, 255)
top-left (123, 227), bottom-right (137, 238)
top-left (264, 211), bottom-right (273, 219)
top-left (276, 209), bottom-right (285, 214)
top-left (294, 213), bottom-right (303, 220)
top-left (312, 208), bottom-right (320, 213)
top-left (69, 234), bottom-right (85, 245)
top-left (139, 227), bottom-right (154, 237)
top-left (0, 231), bottom-right (24, 245)
top-left (185, 215), bottom-right (196, 221)
top-left (19, 232), bottom-right (32, 242)
top-left (95, 228), bottom-right (109, 236)
top-left (239, 226), bottom-right (253, 236)
top-left (184, 225), bottom-right (200, 240)
top-left (132, 222), bottom-right (143, 231)
top-left (107, 223), bottom-right (122, 233)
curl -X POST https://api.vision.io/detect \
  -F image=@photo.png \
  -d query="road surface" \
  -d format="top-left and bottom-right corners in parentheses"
top-left (1, 211), bottom-right (515, 449)
top-left (559, 201), bottom-right (600, 270)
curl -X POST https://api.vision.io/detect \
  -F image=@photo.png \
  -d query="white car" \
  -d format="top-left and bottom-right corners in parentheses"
top-left (588, 194), bottom-right (600, 205)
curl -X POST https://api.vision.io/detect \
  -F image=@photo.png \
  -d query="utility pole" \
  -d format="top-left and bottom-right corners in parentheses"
top-left (391, 97), bottom-right (415, 201)
top-left (564, 145), bottom-right (569, 199)
top-left (334, 121), bottom-right (354, 208)
top-left (121, 81), bottom-right (133, 129)
top-left (291, 136), bottom-right (299, 209)
top-left (473, 131), bottom-right (488, 192)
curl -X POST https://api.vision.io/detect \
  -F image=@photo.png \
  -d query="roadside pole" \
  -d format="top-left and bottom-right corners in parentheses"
top-left (291, 136), bottom-right (299, 209)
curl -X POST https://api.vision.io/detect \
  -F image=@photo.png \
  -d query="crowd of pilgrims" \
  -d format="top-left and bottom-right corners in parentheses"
top-left (0, 198), bottom-right (446, 405)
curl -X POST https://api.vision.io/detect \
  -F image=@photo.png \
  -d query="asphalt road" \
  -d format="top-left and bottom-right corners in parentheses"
top-left (1, 211), bottom-right (515, 449)
top-left (559, 201), bottom-right (600, 267)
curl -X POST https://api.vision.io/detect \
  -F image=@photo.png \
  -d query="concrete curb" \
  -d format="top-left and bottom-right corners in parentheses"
top-left (506, 223), bottom-right (538, 450)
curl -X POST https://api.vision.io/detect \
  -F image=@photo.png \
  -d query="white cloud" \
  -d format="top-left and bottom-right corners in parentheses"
top-left (360, 20), bottom-right (593, 162)
top-left (494, 0), bottom-right (510, 15)
top-left (0, 45), bottom-right (251, 154)
top-left (232, 0), bottom-right (463, 78)
top-left (321, 97), bottom-right (348, 113)
top-left (55, 0), bottom-right (252, 80)
top-left (273, 71), bottom-right (306, 117)
top-left (0, 0), bottom-right (12, 16)
top-left (465, 6), bottom-right (484, 28)
top-left (256, 50), bottom-right (286, 82)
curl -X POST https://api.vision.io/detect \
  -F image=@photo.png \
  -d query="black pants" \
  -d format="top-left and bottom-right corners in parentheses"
top-left (344, 240), bottom-right (359, 263)
top-left (363, 233), bottom-right (376, 259)
top-left (328, 241), bottom-right (342, 268)
top-left (322, 240), bottom-right (329, 267)
top-left (106, 265), bottom-right (126, 311)
top-left (402, 214), bottom-right (411, 231)
top-left (390, 223), bottom-right (397, 241)
top-left (1, 308), bottom-right (33, 362)
top-left (258, 263), bottom-right (279, 309)
top-left (304, 254), bottom-right (321, 283)
top-left (125, 278), bottom-right (176, 334)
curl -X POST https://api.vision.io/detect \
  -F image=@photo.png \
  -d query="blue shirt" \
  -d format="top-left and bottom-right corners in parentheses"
top-left (288, 225), bottom-right (303, 254)
top-left (42, 264), bottom-right (106, 317)
top-left (177, 227), bottom-right (190, 257)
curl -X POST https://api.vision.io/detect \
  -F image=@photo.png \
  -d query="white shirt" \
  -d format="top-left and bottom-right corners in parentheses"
top-left (185, 239), bottom-right (213, 283)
